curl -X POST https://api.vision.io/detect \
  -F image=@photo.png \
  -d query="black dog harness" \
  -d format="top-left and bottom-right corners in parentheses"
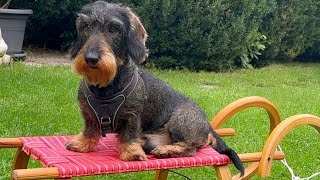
top-left (82, 70), bottom-right (139, 137)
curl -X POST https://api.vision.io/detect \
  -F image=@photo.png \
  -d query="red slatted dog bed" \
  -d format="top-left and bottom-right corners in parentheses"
top-left (19, 134), bottom-right (231, 178)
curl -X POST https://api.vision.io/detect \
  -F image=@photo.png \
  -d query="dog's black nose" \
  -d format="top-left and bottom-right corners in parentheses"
top-left (84, 50), bottom-right (100, 65)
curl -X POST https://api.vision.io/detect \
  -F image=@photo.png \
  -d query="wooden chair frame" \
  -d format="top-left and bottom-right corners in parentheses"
top-left (1, 96), bottom-right (319, 180)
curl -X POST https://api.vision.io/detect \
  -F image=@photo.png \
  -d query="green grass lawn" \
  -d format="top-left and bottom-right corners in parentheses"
top-left (0, 62), bottom-right (319, 179)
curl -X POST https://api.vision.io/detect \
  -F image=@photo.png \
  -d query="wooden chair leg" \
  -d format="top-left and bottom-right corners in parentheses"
top-left (232, 162), bottom-right (259, 180)
top-left (11, 147), bottom-right (30, 180)
top-left (155, 169), bottom-right (169, 180)
top-left (214, 165), bottom-right (232, 180)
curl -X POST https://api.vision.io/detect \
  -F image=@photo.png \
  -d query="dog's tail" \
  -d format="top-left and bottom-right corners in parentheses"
top-left (209, 126), bottom-right (244, 176)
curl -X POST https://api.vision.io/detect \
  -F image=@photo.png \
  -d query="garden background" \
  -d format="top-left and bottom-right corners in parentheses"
top-left (1, 0), bottom-right (319, 179)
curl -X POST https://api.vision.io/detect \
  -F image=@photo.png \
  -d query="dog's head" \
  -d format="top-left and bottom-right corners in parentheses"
top-left (70, 1), bottom-right (148, 87)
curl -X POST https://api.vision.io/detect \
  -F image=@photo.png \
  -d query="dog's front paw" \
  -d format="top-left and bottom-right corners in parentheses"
top-left (65, 140), bottom-right (83, 152)
top-left (65, 132), bottom-right (99, 152)
top-left (65, 140), bottom-right (91, 152)
top-left (119, 142), bottom-right (147, 161)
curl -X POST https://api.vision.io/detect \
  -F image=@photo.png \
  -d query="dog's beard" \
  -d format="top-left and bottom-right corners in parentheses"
top-left (73, 51), bottom-right (117, 87)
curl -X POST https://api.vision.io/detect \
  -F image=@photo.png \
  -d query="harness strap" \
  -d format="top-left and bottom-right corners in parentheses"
top-left (83, 69), bottom-right (139, 137)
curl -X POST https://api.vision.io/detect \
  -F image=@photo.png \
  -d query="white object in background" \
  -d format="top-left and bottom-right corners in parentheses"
top-left (0, 28), bottom-right (11, 64)
top-left (0, 28), bottom-right (8, 56)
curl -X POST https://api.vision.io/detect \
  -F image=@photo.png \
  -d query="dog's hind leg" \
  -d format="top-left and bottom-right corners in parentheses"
top-left (149, 102), bottom-right (213, 158)
top-left (143, 130), bottom-right (199, 158)
top-left (150, 142), bottom-right (197, 158)
top-left (147, 132), bottom-right (215, 158)
top-left (141, 129), bottom-right (172, 154)
top-left (144, 128), bottom-right (199, 158)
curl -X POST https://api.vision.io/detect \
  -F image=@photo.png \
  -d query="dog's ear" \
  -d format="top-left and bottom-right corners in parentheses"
top-left (126, 7), bottom-right (148, 64)
top-left (70, 13), bottom-right (89, 59)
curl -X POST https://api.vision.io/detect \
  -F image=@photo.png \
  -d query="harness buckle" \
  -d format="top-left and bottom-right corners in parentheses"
top-left (100, 117), bottom-right (112, 137)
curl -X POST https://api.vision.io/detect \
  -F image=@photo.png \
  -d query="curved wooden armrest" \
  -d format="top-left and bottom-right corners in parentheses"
top-left (210, 96), bottom-right (281, 179)
top-left (258, 114), bottom-right (320, 177)
top-left (211, 96), bottom-right (281, 134)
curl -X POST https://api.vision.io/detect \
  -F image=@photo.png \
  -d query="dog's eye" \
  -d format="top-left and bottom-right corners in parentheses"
top-left (108, 25), bottom-right (119, 33)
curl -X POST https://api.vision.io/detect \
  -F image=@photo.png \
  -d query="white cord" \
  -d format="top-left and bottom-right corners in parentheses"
top-left (277, 145), bottom-right (320, 180)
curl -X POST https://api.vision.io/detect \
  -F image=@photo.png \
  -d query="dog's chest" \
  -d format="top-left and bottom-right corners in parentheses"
top-left (81, 70), bottom-right (140, 136)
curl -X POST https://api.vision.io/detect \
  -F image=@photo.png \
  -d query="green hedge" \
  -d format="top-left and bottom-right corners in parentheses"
top-left (261, 0), bottom-right (320, 61)
top-left (12, 0), bottom-right (320, 71)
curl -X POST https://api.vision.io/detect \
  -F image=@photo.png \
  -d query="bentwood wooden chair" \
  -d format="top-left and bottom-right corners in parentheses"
top-left (1, 96), bottom-right (319, 180)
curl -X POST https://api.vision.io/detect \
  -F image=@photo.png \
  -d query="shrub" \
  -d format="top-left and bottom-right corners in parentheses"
top-left (137, 0), bottom-right (277, 71)
top-left (11, 0), bottom-right (320, 71)
top-left (260, 0), bottom-right (320, 61)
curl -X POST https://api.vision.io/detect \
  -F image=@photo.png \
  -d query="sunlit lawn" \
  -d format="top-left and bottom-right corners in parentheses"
top-left (0, 62), bottom-right (319, 179)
